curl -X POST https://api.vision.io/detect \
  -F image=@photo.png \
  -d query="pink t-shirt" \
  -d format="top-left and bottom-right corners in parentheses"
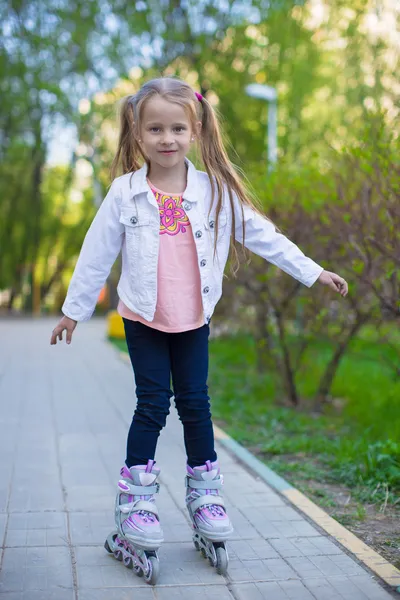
top-left (117, 181), bottom-right (204, 333)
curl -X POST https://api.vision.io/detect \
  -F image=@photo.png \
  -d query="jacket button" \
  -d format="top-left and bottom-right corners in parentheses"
top-left (195, 230), bottom-right (202, 238)
top-left (183, 202), bottom-right (191, 211)
top-left (130, 216), bottom-right (138, 224)
top-left (203, 286), bottom-right (210, 294)
top-left (200, 259), bottom-right (207, 267)
top-left (209, 220), bottom-right (215, 229)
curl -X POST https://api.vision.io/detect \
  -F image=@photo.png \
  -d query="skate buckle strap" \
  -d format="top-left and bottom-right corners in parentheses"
top-left (118, 480), bottom-right (160, 496)
top-left (185, 475), bottom-right (222, 490)
top-left (120, 499), bottom-right (159, 517)
top-left (189, 494), bottom-right (225, 514)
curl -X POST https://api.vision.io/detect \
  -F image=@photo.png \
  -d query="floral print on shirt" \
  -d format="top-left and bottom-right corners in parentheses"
top-left (151, 187), bottom-right (190, 236)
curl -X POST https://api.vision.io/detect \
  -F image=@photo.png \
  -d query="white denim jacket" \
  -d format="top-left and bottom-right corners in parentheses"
top-left (62, 158), bottom-right (324, 324)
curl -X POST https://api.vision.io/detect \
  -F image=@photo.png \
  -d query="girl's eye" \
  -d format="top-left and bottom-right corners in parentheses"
top-left (148, 127), bottom-right (186, 133)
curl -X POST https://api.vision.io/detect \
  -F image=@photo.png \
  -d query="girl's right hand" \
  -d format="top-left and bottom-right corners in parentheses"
top-left (50, 316), bottom-right (77, 345)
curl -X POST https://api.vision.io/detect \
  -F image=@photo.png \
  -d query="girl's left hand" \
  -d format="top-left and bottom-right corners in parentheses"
top-left (317, 270), bottom-right (348, 297)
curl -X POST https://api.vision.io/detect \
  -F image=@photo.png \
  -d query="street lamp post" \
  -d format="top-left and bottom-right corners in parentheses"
top-left (245, 83), bottom-right (278, 173)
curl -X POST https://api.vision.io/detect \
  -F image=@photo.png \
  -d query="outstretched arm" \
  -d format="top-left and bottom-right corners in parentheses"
top-left (234, 201), bottom-right (348, 296)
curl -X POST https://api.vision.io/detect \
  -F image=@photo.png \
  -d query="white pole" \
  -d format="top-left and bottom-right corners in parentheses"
top-left (267, 100), bottom-right (278, 171)
top-left (245, 84), bottom-right (278, 174)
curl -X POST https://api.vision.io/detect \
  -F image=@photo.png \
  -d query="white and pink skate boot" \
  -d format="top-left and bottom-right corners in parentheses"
top-left (186, 459), bottom-right (233, 574)
top-left (105, 459), bottom-right (162, 585)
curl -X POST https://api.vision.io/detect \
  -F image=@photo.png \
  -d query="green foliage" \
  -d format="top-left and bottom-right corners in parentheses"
top-left (331, 439), bottom-right (400, 494)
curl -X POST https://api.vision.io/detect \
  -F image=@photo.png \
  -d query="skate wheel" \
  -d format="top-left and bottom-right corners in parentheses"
top-left (134, 564), bottom-right (143, 577)
top-left (114, 544), bottom-right (124, 562)
top-left (194, 540), bottom-right (200, 551)
top-left (215, 546), bottom-right (228, 575)
top-left (104, 532), bottom-right (118, 554)
top-left (144, 555), bottom-right (159, 585)
top-left (200, 547), bottom-right (207, 559)
top-left (123, 555), bottom-right (133, 569)
top-left (113, 549), bottom-right (123, 561)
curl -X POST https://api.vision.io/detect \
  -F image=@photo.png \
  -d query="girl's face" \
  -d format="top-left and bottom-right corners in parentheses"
top-left (139, 96), bottom-right (199, 169)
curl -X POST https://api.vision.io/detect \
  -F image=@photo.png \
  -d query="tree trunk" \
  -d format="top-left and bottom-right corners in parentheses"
top-left (314, 313), bottom-right (371, 407)
top-left (255, 299), bottom-right (277, 373)
top-left (275, 309), bottom-right (299, 406)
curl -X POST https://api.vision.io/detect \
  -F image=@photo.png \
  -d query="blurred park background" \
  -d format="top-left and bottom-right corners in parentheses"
top-left (0, 0), bottom-right (399, 566)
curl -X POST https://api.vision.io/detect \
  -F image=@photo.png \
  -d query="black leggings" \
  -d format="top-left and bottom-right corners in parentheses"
top-left (123, 319), bottom-right (217, 468)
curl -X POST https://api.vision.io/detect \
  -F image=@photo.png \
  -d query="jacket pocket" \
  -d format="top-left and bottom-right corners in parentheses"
top-left (204, 207), bottom-right (228, 235)
top-left (119, 211), bottom-right (151, 229)
top-left (119, 210), bottom-right (152, 277)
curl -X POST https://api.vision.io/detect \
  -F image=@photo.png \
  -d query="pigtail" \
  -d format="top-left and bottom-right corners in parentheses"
top-left (110, 95), bottom-right (145, 180)
top-left (198, 96), bottom-right (272, 276)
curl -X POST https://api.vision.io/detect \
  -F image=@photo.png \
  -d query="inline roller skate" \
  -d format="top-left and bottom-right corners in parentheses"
top-left (104, 459), bottom-right (163, 585)
top-left (186, 459), bottom-right (233, 575)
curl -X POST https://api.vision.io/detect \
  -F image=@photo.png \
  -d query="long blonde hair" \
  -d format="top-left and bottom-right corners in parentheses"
top-left (111, 76), bottom-right (273, 275)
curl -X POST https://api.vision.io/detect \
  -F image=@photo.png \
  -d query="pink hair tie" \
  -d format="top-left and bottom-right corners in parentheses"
top-left (195, 92), bottom-right (203, 102)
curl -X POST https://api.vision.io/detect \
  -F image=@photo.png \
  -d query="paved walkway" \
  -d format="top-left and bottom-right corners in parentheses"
top-left (0, 318), bottom-right (396, 599)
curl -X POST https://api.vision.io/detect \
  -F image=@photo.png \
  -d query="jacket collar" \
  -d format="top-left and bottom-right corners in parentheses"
top-left (128, 158), bottom-right (203, 203)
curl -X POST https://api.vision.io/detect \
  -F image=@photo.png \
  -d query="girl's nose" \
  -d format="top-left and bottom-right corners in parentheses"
top-left (161, 132), bottom-right (174, 144)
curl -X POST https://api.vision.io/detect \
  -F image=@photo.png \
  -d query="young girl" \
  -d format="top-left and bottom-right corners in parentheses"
top-left (50, 77), bottom-right (348, 583)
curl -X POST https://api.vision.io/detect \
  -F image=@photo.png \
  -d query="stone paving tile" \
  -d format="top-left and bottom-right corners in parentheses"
top-left (271, 518), bottom-right (322, 539)
top-left (223, 475), bottom-right (276, 499)
top-left (0, 592), bottom-right (74, 600)
top-left (228, 538), bottom-right (280, 561)
top-left (234, 505), bottom-right (319, 540)
top-left (230, 581), bottom-right (290, 600)
top-left (78, 591), bottom-right (155, 600)
top-left (154, 585), bottom-right (235, 599)
top-left (227, 556), bottom-right (298, 583)
top-left (351, 575), bottom-right (397, 599)
top-left (298, 535), bottom-right (343, 556)
top-left (0, 546), bottom-right (73, 595)
top-left (7, 487), bottom-right (64, 513)
top-left (79, 585), bottom-right (156, 600)
top-left (279, 579), bottom-right (319, 599)
top-left (5, 511), bottom-right (68, 547)
top-left (224, 507), bottom-right (268, 541)
top-left (1, 545), bottom-right (71, 570)
top-left (281, 579), bottom-right (319, 599)
top-left (64, 484), bottom-right (115, 512)
top-left (311, 553), bottom-right (367, 577)
top-left (231, 490), bottom-right (287, 508)
top-left (269, 535), bottom-right (342, 558)
top-left (161, 521), bottom-right (191, 544)
top-left (328, 575), bottom-right (396, 600)
top-left (303, 575), bottom-right (396, 600)
top-left (285, 555), bottom-right (329, 578)
top-left (69, 511), bottom-right (115, 546)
